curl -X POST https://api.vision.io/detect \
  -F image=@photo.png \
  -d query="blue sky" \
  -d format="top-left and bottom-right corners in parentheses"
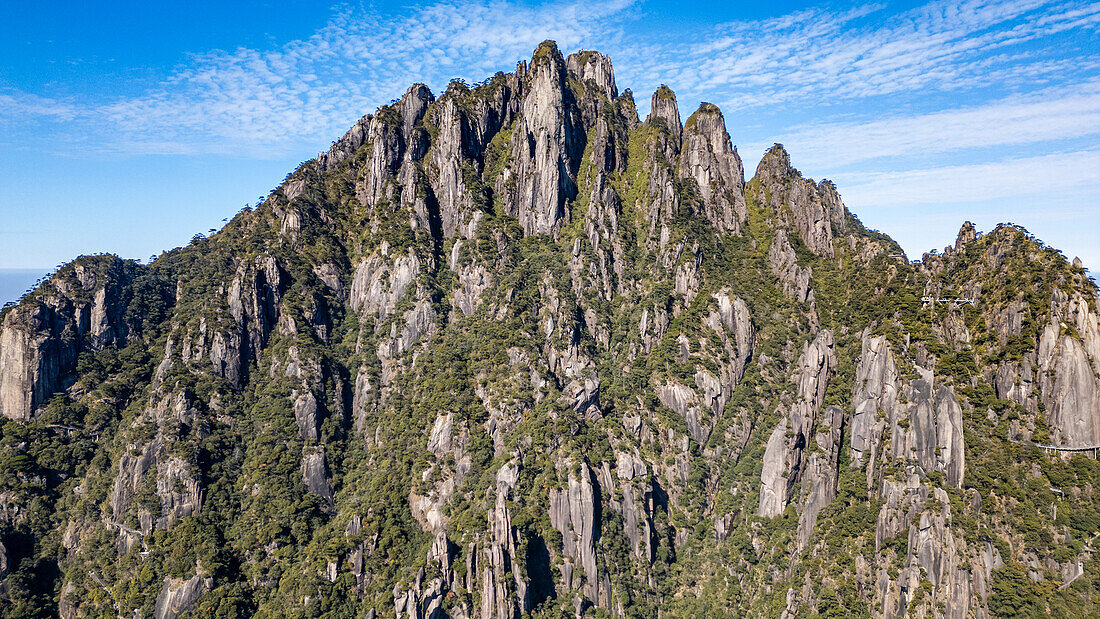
top-left (1, 0), bottom-right (1098, 294)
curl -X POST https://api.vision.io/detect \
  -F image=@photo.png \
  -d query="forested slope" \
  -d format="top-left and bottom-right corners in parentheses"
top-left (1, 41), bottom-right (1099, 618)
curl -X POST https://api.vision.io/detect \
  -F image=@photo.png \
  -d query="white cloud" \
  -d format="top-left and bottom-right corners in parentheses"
top-left (836, 149), bottom-right (1100, 207)
top-left (1, 0), bottom-right (638, 157)
top-left (741, 80), bottom-right (1100, 170)
top-left (0, 0), bottom-right (1097, 161)
top-left (614, 0), bottom-right (1100, 114)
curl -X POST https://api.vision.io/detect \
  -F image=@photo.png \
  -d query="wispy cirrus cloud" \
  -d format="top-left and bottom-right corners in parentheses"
top-left (740, 79), bottom-right (1100, 170)
top-left (614, 0), bottom-right (1100, 114)
top-left (837, 149), bottom-right (1100, 207)
top-left (1, 0), bottom-right (1097, 163)
top-left (2, 0), bottom-right (638, 157)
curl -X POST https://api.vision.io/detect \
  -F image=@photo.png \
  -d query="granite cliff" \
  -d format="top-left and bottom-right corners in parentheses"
top-left (1, 42), bottom-right (1099, 618)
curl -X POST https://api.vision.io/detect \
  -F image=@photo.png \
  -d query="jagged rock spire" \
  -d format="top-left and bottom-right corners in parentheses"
top-left (647, 85), bottom-right (682, 141)
top-left (566, 50), bottom-right (617, 99)
top-left (508, 40), bottom-right (579, 236)
top-left (754, 144), bottom-right (846, 257)
top-left (679, 102), bottom-right (747, 234)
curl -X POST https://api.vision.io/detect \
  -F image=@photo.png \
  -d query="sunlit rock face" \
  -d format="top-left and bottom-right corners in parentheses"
top-left (3, 41), bottom-right (1099, 619)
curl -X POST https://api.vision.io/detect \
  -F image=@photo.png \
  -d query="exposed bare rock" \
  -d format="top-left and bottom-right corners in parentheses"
top-left (754, 144), bottom-right (846, 257)
top-left (654, 381), bottom-right (705, 445)
top-left (219, 254), bottom-right (285, 387)
top-left (377, 301), bottom-right (437, 385)
top-left (349, 246), bottom-right (421, 319)
top-left (580, 174), bottom-right (626, 300)
top-left (934, 385), bottom-right (966, 488)
top-left (648, 85), bottom-right (681, 142)
top-left (758, 330), bottom-right (835, 518)
top-left (758, 417), bottom-right (791, 519)
top-left (429, 98), bottom-right (469, 236)
top-left (797, 405), bottom-right (844, 550)
top-left (292, 389), bottom-right (320, 440)
top-left (318, 114), bottom-right (370, 171)
top-left (154, 572), bottom-right (210, 619)
top-left (614, 452), bottom-right (657, 563)
top-left (453, 261), bottom-right (491, 317)
top-left (657, 290), bottom-right (753, 445)
top-left (630, 85), bottom-right (684, 251)
top-left (0, 257), bottom-right (135, 420)
top-left (154, 456), bottom-right (202, 529)
top-left (769, 229), bottom-right (813, 304)
top-left (428, 78), bottom-right (517, 240)
top-left (302, 449), bottom-right (334, 509)
top-left (550, 462), bottom-right (603, 606)
top-left (109, 438), bottom-right (162, 524)
top-left (678, 103), bottom-right (746, 234)
top-left (507, 41), bottom-right (579, 236)
top-left (1036, 291), bottom-right (1100, 446)
top-left (480, 461), bottom-right (532, 619)
top-left (566, 51), bottom-right (617, 100)
top-left (312, 263), bottom-right (345, 299)
top-left (358, 84), bottom-right (433, 207)
top-left (850, 332), bottom-right (899, 469)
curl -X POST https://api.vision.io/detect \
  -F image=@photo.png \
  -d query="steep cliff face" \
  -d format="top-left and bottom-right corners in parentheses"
top-left (754, 144), bottom-right (846, 257)
top-left (678, 103), bottom-right (746, 235)
top-left (0, 256), bottom-right (138, 420)
top-left (2, 41), bottom-right (1100, 619)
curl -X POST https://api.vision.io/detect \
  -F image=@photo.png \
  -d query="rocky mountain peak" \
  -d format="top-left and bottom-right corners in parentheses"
top-left (679, 102), bottom-right (746, 234)
top-left (2, 39), bottom-right (1099, 619)
top-left (753, 143), bottom-right (846, 257)
top-left (647, 84), bottom-right (682, 140)
top-left (754, 143), bottom-right (793, 181)
top-left (565, 50), bottom-right (617, 99)
top-left (530, 39), bottom-right (566, 71)
top-left (398, 83), bottom-right (434, 137)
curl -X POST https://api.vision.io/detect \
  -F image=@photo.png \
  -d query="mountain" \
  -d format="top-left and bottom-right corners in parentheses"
top-left (1, 41), bottom-right (1099, 618)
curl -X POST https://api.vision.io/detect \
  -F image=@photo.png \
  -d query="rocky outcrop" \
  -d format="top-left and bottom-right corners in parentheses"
top-left (317, 114), bottom-right (370, 171)
top-left (507, 41), bottom-right (580, 236)
top-left (754, 145), bottom-right (846, 257)
top-left (302, 449), bottom-right (334, 509)
top-left (887, 368), bottom-right (965, 489)
top-left (154, 572), bottom-right (209, 619)
top-left (849, 331), bottom-right (965, 488)
top-left (565, 51), bottom-right (617, 100)
top-left (648, 85), bottom-right (681, 142)
top-left (797, 404), bottom-right (844, 551)
top-left (481, 461), bottom-right (534, 618)
top-left (758, 417), bottom-right (791, 519)
top-left (769, 229), bottom-right (812, 304)
top-left (1036, 289), bottom-right (1100, 446)
top-left (850, 332), bottom-right (899, 469)
top-left (349, 245), bottom-right (420, 319)
top-left (658, 290), bottom-right (754, 444)
top-left (451, 239), bottom-right (492, 316)
top-left (550, 462), bottom-right (606, 609)
top-left (357, 84), bottom-right (433, 208)
top-left (293, 389), bottom-right (320, 440)
top-left (109, 438), bottom-right (161, 527)
top-left (154, 456), bottom-right (202, 529)
top-left (216, 254), bottom-right (286, 387)
top-left (678, 103), bottom-right (746, 234)
top-left (758, 330), bottom-right (835, 518)
top-left (0, 257), bottom-right (136, 420)
top-left (428, 75), bottom-right (520, 239)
